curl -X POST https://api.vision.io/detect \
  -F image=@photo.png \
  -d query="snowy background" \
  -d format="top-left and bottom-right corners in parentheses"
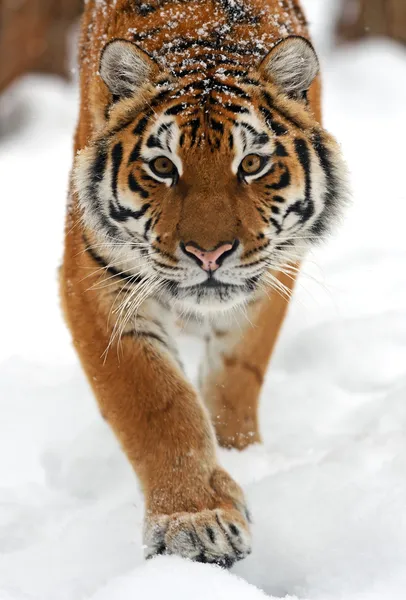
top-left (1, 1), bottom-right (406, 598)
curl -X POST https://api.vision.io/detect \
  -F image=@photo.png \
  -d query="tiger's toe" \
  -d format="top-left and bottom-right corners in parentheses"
top-left (144, 507), bottom-right (251, 567)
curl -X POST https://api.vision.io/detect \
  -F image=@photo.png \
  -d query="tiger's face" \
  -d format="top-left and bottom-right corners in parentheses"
top-left (75, 37), bottom-right (348, 314)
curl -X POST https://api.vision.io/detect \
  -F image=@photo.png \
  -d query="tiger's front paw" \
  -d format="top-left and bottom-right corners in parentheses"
top-left (143, 468), bottom-right (252, 567)
top-left (144, 507), bottom-right (251, 567)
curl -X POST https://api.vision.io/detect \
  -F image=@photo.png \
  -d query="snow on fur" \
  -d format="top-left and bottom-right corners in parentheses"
top-left (1, 2), bottom-right (406, 599)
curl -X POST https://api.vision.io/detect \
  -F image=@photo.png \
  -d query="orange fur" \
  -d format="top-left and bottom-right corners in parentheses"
top-left (60, 0), bottom-right (341, 565)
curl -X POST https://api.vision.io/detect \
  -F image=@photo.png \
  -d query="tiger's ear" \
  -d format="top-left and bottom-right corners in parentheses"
top-left (99, 39), bottom-right (160, 97)
top-left (259, 36), bottom-right (319, 97)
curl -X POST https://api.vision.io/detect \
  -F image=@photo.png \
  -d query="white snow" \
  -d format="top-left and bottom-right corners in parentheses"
top-left (1, 2), bottom-right (406, 599)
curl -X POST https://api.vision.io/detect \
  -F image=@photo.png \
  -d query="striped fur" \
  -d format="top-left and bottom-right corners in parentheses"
top-left (74, 39), bottom-right (348, 312)
top-left (61, 0), bottom-right (349, 567)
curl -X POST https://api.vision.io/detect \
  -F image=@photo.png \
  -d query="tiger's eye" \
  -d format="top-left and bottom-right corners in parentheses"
top-left (240, 154), bottom-right (263, 175)
top-left (151, 156), bottom-right (175, 176)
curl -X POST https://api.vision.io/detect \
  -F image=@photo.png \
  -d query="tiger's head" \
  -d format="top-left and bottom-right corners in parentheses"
top-left (75, 36), bottom-right (348, 314)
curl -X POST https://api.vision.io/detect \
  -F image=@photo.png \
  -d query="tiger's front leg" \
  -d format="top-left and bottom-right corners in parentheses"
top-left (200, 272), bottom-right (295, 450)
top-left (61, 272), bottom-right (251, 566)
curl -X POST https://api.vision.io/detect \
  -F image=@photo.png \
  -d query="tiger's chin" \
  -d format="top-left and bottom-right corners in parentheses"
top-left (165, 281), bottom-right (258, 316)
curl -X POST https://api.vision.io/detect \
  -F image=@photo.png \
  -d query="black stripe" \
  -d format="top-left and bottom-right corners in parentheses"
top-left (91, 145), bottom-right (108, 186)
top-left (241, 241), bottom-right (270, 259)
top-left (266, 163), bottom-right (291, 190)
top-left (172, 79), bottom-right (208, 95)
top-left (124, 330), bottom-right (169, 349)
top-left (150, 88), bottom-right (173, 108)
top-left (111, 142), bottom-right (123, 200)
top-left (256, 205), bottom-right (270, 224)
top-left (284, 138), bottom-right (314, 225)
top-left (165, 103), bottom-right (186, 116)
top-left (312, 131), bottom-right (335, 210)
top-left (177, 54), bottom-right (242, 68)
top-left (153, 260), bottom-right (182, 271)
top-left (270, 217), bottom-right (282, 233)
top-left (215, 68), bottom-right (248, 78)
top-left (88, 144), bottom-right (124, 238)
top-left (152, 246), bottom-right (178, 263)
top-left (276, 238), bottom-right (294, 248)
top-left (172, 79), bottom-right (250, 100)
top-left (239, 76), bottom-right (261, 86)
top-left (214, 513), bottom-right (241, 560)
top-left (275, 141), bottom-right (289, 157)
top-left (212, 81), bottom-right (250, 99)
top-left (84, 237), bottom-right (144, 284)
top-left (86, 144), bottom-right (123, 239)
top-left (209, 97), bottom-right (249, 114)
top-left (133, 115), bottom-right (151, 136)
top-left (294, 138), bottom-right (312, 210)
top-left (237, 258), bottom-right (264, 269)
top-left (108, 113), bottom-right (141, 138)
top-left (210, 119), bottom-right (224, 134)
top-left (184, 118), bottom-right (200, 146)
top-left (156, 77), bottom-right (173, 87)
top-left (109, 200), bottom-right (151, 222)
top-left (128, 141), bottom-right (142, 164)
top-left (144, 218), bottom-right (152, 240)
top-left (157, 122), bottom-right (173, 136)
top-left (128, 173), bottom-right (150, 198)
top-left (271, 120), bottom-right (288, 137)
top-left (262, 92), bottom-right (304, 130)
top-left (162, 37), bottom-right (258, 56)
top-left (240, 122), bottom-right (269, 146)
top-left (310, 131), bottom-right (340, 235)
top-left (141, 173), bottom-right (159, 185)
top-left (260, 106), bottom-right (288, 136)
top-left (171, 67), bottom-right (205, 78)
top-left (182, 117), bottom-right (201, 130)
top-left (146, 134), bottom-right (163, 149)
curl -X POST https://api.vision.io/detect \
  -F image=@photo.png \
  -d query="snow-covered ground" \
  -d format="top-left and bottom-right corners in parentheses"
top-left (1, 3), bottom-right (406, 599)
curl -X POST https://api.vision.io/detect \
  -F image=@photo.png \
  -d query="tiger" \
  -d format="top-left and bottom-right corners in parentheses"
top-left (61, 0), bottom-right (348, 567)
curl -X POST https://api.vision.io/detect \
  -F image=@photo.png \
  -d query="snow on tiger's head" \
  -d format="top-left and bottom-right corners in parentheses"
top-left (74, 37), bottom-right (349, 313)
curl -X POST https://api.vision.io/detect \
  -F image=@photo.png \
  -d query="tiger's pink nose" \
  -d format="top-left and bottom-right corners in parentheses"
top-left (183, 242), bottom-right (237, 271)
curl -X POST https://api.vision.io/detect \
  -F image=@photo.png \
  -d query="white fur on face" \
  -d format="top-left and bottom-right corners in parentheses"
top-left (231, 111), bottom-right (275, 180)
top-left (73, 114), bottom-right (183, 242)
top-left (141, 116), bottom-right (183, 186)
top-left (229, 103), bottom-right (349, 273)
top-left (73, 97), bottom-right (349, 316)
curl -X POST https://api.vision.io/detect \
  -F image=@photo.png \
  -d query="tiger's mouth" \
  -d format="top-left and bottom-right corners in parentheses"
top-left (161, 274), bottom-right (260, 312)
top-left (194, 277), bottom-right (232, 289)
